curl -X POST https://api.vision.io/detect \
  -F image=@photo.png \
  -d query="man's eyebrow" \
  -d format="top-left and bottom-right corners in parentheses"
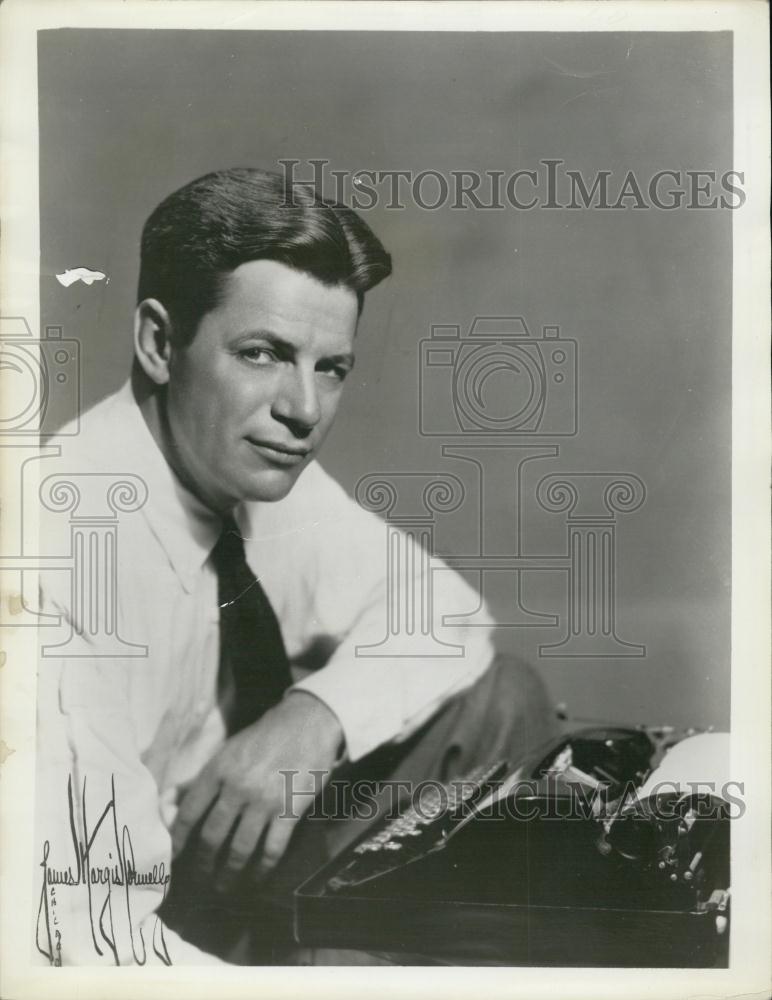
top-left (232, 330), bottom-right (294, 351)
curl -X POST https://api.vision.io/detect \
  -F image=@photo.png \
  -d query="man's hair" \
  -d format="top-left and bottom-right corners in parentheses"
top-left (137, 167), bottom-right (392, 341)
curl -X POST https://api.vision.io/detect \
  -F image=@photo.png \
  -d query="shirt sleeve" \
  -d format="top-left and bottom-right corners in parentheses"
top-left (35, 582), bottom-right (225, 967)
top-left (277, 464), bottom-right (497, 762)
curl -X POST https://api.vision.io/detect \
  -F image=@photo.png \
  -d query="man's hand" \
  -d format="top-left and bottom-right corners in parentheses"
top-left (171, 691), bottom-right (343, 889)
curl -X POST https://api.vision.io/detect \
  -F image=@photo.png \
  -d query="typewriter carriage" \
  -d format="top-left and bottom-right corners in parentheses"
top-left (294, 725), bottom-right (731, 966)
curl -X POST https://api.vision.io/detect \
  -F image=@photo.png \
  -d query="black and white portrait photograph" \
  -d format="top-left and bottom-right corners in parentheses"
top-left (0, 2), bottom-right (769, 999)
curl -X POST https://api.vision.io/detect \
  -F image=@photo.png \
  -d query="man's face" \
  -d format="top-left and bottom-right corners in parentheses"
top-left (163, 259), bottom-right (359, 510)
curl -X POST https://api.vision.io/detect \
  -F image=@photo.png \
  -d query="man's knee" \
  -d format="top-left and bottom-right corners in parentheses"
top-left (436, 652), bottom-right (558, 779)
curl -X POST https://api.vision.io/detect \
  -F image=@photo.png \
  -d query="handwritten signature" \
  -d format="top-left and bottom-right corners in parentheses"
top-left (36, 775), bottom-right (172, 966)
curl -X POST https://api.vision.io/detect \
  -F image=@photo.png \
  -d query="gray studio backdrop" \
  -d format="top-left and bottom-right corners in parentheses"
top-left (38, 30), bottom-right (732, 732)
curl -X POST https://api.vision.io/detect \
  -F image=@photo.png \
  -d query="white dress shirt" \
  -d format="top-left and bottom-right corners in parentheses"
top-left (34, 380), bottom-right (494, 965)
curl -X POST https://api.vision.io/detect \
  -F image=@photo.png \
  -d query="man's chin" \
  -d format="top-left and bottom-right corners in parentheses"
top-left (239, 464), bottom-right (307, 503)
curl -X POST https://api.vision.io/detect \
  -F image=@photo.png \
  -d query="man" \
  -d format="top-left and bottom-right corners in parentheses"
top-left (35, 168), bottom-right (554, 966)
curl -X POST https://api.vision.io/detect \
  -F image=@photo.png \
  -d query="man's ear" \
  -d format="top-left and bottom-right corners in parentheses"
top-left (134, 299), bottom-right (177, 385)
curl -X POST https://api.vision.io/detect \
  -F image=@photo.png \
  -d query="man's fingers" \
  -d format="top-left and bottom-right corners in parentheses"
top-left (255, 814), bottom-right (297, 879)
top-left (223, 803), bottom-right (269, 873)
top-left (171, 771), bottom-right (221, 856)
top-left (196, 790), bottom-right (244, 872)
top-left (214, 803), bottom-right (271, 892)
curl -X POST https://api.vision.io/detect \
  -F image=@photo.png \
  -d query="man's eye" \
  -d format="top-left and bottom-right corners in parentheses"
top-left (319, 363), bottom-right (352, 382)
top-left (240, 347), bottom-right (276, 365)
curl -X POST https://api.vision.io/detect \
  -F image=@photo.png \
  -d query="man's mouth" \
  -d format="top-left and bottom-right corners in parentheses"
top-left (245, 438), bottom-right (311, 467)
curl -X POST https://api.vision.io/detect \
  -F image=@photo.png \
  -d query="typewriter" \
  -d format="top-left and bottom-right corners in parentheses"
top-left (294, 726), bottom-right (731, 966)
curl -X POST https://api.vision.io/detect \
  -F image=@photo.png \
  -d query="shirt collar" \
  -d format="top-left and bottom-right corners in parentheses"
top-left (111, 380), bottom-right (223, 592)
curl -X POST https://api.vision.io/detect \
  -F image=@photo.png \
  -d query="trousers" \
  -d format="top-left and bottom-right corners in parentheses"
top-left (162, 652), bottom-right (558, 963)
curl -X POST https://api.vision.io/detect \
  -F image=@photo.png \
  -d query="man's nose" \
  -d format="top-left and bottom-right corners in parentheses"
top-left (271, 365), bottom-right (322, 434)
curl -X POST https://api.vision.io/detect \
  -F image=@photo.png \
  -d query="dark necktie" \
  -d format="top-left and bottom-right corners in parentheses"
top-left (210, 514), bottom-right (293, 733)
